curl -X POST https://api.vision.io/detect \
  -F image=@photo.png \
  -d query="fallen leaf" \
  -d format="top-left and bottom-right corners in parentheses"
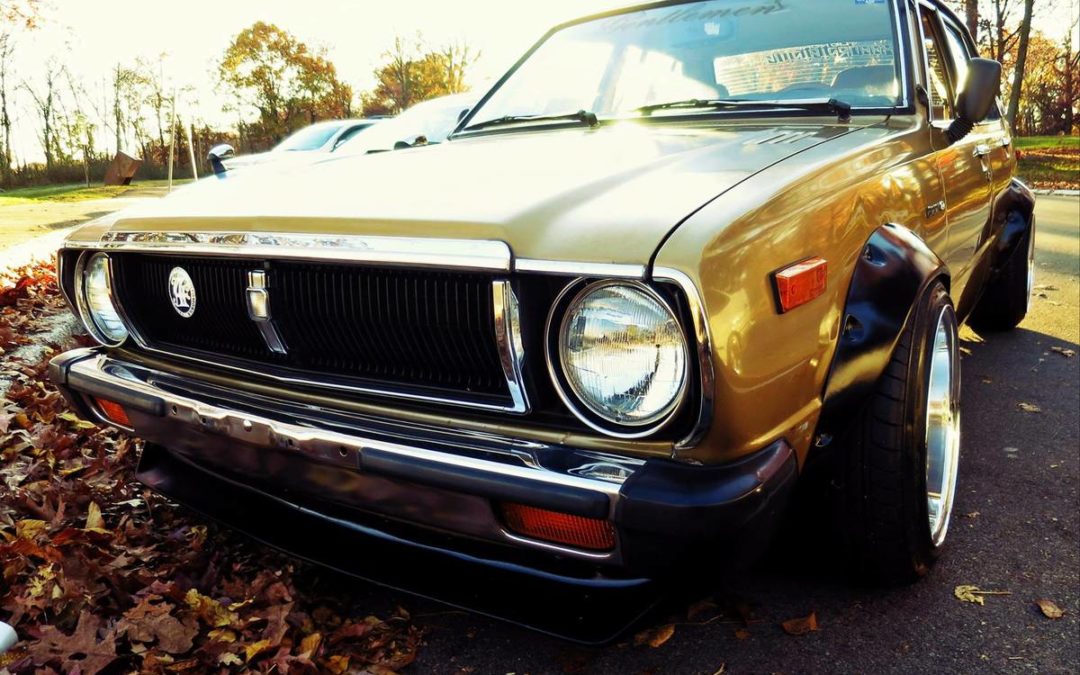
top-left (1036, 599), bottom-right (1064, 619)
top-left (244, 638), bottom-right (274, 663)
top-left (955, 585), bottom-right (1011, 605)
top-left (84, 501), bottom-right (108, 532)
top-left (30, 610), bottom-right (118, 675)
top-left (633, 624), bottom-right (675, 648)
top-left (781, 612), bottom-right (819, 636)
top-left (1017, 402), bottom-right (1042, 414)
top-left (734, 628), bottom-right (751, 640)
top-left (1050, 346), bottom-right (1076, 359)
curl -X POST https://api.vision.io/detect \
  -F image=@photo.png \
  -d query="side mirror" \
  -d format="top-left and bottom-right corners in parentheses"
top-left (207, 144), bottom-right (235, 177)
top-left (947, 58), bottom-right (1002, 144)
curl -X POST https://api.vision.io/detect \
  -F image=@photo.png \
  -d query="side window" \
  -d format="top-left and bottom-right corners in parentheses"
top-left (941, 23), bottom-right (971, 93)
top-left (921, 12), bottom-right (954, 119)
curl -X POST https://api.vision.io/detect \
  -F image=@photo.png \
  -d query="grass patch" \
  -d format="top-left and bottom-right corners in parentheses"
top-left (0, 179), bottom-right (194, 205)
top-left (1016, 136), bottom-right (1079, 189)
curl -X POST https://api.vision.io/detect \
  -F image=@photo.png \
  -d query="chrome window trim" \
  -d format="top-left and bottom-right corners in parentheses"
top-left (515, 258), bottom-right (646, 279)
top-left (66, 231), bottom-right (513, 272)
top-left (891, 0), bottom-right (910, 109)
top-left (652, 267), bottom-right (716, 456)
top-left (544, 278), bottom-right (691, 440)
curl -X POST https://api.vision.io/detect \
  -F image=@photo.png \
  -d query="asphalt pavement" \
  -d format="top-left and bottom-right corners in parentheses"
top-left (389, 195), bottom-right (1077, 674)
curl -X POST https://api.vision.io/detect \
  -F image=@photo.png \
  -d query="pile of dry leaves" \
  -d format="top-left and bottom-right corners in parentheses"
top-left (0, 267), bottom-right (419, 674)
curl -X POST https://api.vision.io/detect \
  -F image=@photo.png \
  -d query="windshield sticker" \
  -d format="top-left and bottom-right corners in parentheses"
top-left (766, 41), bottom-right (894, 64)
top-left (603, 0), bottom-right (788, 32)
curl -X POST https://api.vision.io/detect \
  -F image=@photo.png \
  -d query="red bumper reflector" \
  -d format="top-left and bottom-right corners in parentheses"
top-left (774, 257), bottom-right (828, 312)
top-left (94, 397), bottom-right (130, 427)
top-left (499, 503), bottom-right (616, 551)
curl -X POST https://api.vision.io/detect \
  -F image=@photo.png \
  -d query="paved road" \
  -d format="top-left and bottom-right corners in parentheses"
top-left (394, 196), bottom-right (1076, 673)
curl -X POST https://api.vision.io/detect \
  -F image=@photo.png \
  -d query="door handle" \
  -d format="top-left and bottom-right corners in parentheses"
top-left (999, 137), bottom-right (1011, 148)
top-left (973, 144), bottom-right (992, 158)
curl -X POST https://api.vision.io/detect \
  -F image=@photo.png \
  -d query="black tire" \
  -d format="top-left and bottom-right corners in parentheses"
top-left (834, 281), bottom-right (960, 585)
top-left (969, 219), bottom-right (1034, 332)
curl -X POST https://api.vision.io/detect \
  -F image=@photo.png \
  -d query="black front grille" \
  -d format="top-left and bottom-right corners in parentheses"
top-left (112, 253), bottom-right (510, 400)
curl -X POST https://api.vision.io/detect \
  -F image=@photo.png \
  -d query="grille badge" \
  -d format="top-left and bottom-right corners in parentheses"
top-left (167, 267), bottom-right (196, 318)
top-left (246, 270), bottom-right (288, 355)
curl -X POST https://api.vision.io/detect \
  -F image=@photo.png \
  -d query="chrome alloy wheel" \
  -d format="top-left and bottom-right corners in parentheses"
top-left (1025, 224), bottom-right (1036, 314)
top-left (925, 306), bottom-right (961, 547)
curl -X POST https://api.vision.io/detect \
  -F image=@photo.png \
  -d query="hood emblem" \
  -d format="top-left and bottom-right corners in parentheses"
top-left (168, 267), bottom-right (197, 318)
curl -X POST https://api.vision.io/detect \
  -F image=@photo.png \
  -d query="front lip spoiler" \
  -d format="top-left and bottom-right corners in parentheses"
top-left (135, 442), bottom-right (659, 644)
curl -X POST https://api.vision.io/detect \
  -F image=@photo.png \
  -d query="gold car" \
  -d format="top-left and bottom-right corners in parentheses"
top-left (50, 0), bottom-right (1034, 638)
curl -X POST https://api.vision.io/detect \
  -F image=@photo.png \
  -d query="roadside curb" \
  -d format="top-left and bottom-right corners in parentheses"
top-left (1033, 189), bottom-right (1080, 197)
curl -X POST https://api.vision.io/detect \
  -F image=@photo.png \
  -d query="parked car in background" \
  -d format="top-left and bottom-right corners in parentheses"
top-left (333, 93), bottom-right (476, 155)
top-left (222, 118), bottom-right (382, 171)
top-left (51, 0), bottom-right (1031, 641)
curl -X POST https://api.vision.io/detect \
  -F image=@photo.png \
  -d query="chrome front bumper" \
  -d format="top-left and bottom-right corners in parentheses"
top-left (49, 347), bottom-right (797, 588)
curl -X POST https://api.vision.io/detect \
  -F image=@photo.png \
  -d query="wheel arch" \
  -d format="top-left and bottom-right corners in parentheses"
top-left (812, 223), bottom-right (950, 454)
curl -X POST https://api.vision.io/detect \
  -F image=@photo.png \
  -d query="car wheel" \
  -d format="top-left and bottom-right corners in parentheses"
top-left (970, 218), bottom-right (1035, 332)
top-left (834, 281), bottom-right (961, 584)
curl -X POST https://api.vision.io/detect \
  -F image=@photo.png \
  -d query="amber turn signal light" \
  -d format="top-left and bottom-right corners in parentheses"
top-left (499, 503), bottom-right (616, 551)
top-left (93, 397), bottom-right (131, 427)
top-left (774, 257), bottom-right (828, 313)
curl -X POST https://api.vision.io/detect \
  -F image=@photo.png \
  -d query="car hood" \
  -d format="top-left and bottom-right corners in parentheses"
top-left (88, 122), bottom-right (859, 265)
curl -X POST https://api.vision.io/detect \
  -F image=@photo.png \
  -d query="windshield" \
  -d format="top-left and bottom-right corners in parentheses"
top-left (465, 0), bottom-right (902, 128)
top-left (336, 95), bottom-right (474, 154)
top-left (274, 122), bottom-right (349, 152)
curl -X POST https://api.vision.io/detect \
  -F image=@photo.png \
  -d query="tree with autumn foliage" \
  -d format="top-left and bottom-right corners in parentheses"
top-left (360, 34), bottom-right (479, 116)
top-left (218, 22), bottom-right (354, 148)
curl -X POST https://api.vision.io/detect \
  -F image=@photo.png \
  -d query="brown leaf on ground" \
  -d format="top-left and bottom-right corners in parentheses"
top-left (634, 623), bottom-right (676, 648)
top-left (780, 612), bottom-right (819, 636)
top-left (29, 610), bottom-right (118, 675)
top-left (1036, 599), bottom-right (1064, 619)
top-left (734, 628), bottom-right (751, 640)
top-left (117, 595), bottom-right (199, 655)
top-left (1017, 402), bottom-right (1042, 413)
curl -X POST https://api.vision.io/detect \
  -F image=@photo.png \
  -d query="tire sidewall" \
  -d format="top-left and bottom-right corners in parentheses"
top-left (904, 282), bottom-right (959, 566)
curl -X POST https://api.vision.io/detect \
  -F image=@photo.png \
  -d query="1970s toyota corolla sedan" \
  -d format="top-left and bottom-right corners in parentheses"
top-left (50, 0), bottom-right (1034, 637)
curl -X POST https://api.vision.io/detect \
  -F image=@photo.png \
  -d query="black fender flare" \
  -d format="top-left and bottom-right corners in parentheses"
top-left (987, 178), bottom-right (1036, 275)
top-left (812, 223), bottom-right (948, 451)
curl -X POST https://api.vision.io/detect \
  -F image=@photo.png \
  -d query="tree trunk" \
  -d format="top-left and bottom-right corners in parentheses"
top-left (1006, 0), bottom-right (1034, 134)
top-left (965, 0), bottom-right (979, 43)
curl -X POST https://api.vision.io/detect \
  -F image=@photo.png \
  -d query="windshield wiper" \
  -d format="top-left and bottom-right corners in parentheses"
top-left (636, 98), bottom-right (853, 123)
top-left (463, 109), bottom-right (599, 132)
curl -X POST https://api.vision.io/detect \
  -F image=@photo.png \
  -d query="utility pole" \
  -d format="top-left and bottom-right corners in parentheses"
top-left (167, 88), bottom-right (176, 192)
top-left (185, 119), bottom-right (198, 180)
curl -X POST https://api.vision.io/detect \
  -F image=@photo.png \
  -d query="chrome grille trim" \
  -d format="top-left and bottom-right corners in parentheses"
top-left (67, 231), bottom-right (513, 272)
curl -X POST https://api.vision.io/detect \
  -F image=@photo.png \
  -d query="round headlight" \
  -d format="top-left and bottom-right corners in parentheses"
top-left (554, 281), bottom-right (688, 432)
top-left (79, 252), bottom-right (128, 345)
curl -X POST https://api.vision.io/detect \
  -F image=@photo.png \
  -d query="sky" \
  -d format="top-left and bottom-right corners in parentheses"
top-left (3, 0), bottom-right (1078, 163)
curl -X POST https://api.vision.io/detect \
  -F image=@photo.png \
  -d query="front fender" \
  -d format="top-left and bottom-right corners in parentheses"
top-left (813, 223), bottom-right (948, 447)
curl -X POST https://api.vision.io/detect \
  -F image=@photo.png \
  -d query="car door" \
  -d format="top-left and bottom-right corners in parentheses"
top-left (938, 17), bottom-right (1017, 240)
top-left (919, 5), bottom-right (993, 309)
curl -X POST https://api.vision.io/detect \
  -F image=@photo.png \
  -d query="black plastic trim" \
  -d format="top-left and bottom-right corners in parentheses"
top-left (815, 223), bottom-right (947, 443)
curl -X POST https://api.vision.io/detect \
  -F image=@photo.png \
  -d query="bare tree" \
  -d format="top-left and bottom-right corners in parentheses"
top-left (22, 58), bottom-right (65, 174)
top-left (440, 41), bottom-right (480, 94)
top-left (1006, 0), bottom-right (1035, 132)
top-left (0, 33), bottom-right (13, 186)
top-left (964, 0), bottom-right (980, 42)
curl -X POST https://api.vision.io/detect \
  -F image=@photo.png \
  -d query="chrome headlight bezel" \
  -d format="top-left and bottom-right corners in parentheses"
top-left (545, 279), bottom-right (690, 439)
top-left (74, 251), bottom-right (129, 347)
